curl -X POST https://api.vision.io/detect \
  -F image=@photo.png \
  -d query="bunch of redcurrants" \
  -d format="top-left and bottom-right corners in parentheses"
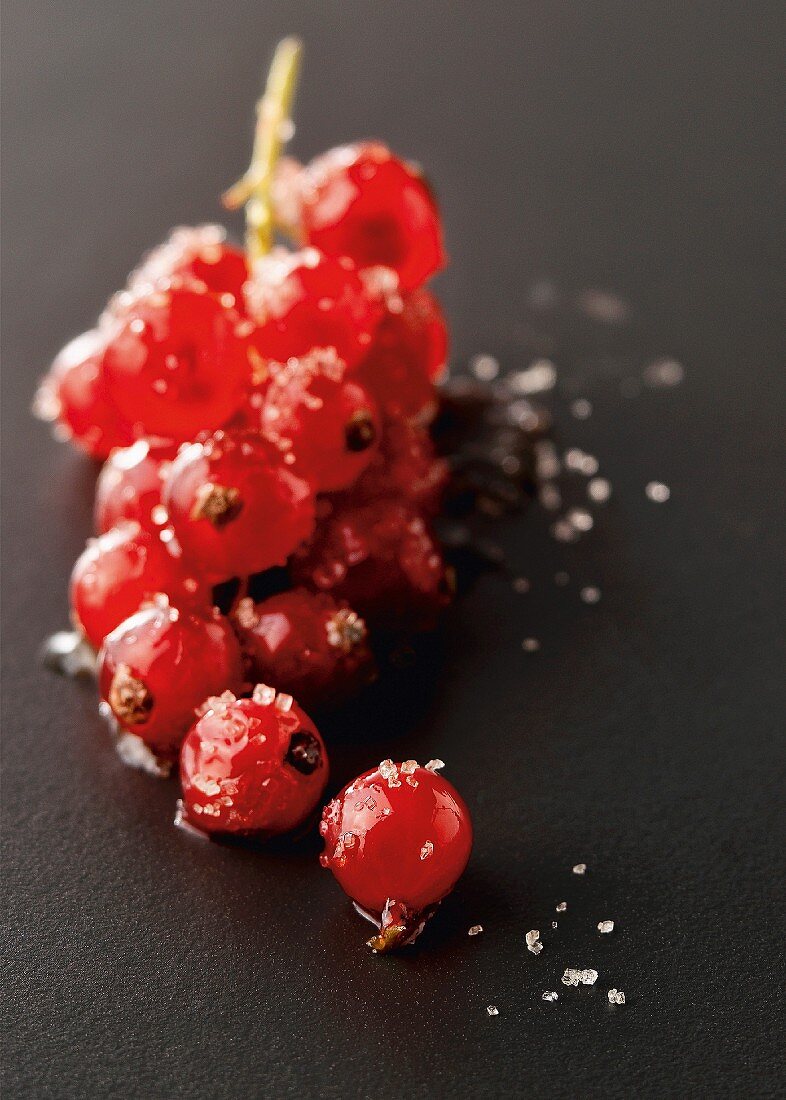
top-left (36, 41), bottom-right (472, 951)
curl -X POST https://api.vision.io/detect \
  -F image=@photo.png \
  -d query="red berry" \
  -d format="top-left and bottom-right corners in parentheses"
top-left (70, 521), bottom-right (208, 650)
top-left (130, 225), bottom-right (249, 309)
top-left (101, 283), bottom-right (251, 442)
top-left (245, 248), bottom-right (381, 369)
top-left (34, 330), bottom-right (132, 459)
top-left (296, 143), bottom-right (445, 292)
top-left (94, 440), bottom-right (177, 534)
top-left (290, 499), bottom-right (451, 632)
top-left (179, 685), bottom-right (328, 836)
top-left (343, 419), bottom-right (448, 517)
top-left (355, 290), bottom-right (446, 423)
top-left (98, 599), bottom-right (244, 758)
top-left (163, 429), bottom-right (315, 580)
top-left (261, 348), bottom-right (380, 492)
top-left (232, 589), bottom-right (375, 711)
top-left (320, 758), bottom-right (472, 951)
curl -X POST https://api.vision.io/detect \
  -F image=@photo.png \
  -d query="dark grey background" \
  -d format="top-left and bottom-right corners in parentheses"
top-left (2, 2), bottom-right (785, 1097)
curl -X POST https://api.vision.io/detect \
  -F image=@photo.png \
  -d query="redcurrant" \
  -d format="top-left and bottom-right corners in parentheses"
top-left (129, 225), bottom-right (249, 309)
top-left (98, 599), bottom-right (244, 758)
top-left (296, 143), bottom-right (445, 291)
top-left (261, 348), bottom-right (380, 492)
top-left (163, 429), bottom-right (315, 580)
top-left (245, 248), bottom-right (381, 369)
top-left (34, 330), bottom-right (132, 459)
top-left (179, 685), bottom-right (328, 836)
top-left (291, 498), bottom-right (452, 632)
top-left (94, 440), bottom-right (177, 534)
top-left (232, 589), bottom-right (375, 711)
top-left (320, 758), bottom-right (472, 951)
top-left (101, 282), bottom-right (251, 442)
top-left (342, 419), bottom-right (448, 517)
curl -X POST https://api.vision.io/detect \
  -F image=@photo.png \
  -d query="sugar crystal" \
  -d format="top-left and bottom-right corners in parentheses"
top-left (542, 991), bottom-right (559, 1002)
top-left (598, 920), bottom-right (614, 934)
top-left (645, 481), bottom-right (671, 503)
top-left (468, 925), bottom-right (484, 936)
top-left (487, 1005), bottom-right (499, 1016)
top-left (608, 988), bottom-right (626, 1005)
top-left (572, 863), bottom-right (587, 875)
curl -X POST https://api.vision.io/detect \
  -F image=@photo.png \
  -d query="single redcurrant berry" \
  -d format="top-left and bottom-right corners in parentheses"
top-left (342, 419), bottom-right (448, 517)
top-left (94, 439), bottom-right (178, 534)
top-left (179, 685), bottom-right (328, 837)
top-left (163, 429), bottom-right (315, 580)
top-left (98, 599), bottom-right (244, 758)
top-left (129, 225), bottom-right (249, 309)
top-left (33, 330), bottom-right (133, 459)
top-left (291, 499), bottom-right (452, 633)
top-left (101, 282), bottom-right (251, 442)
top-left (320, 758), bottom-right (472, 951)
top-left (262, 348), bottom-right (380, 492)
top-left (245, 248), bottom-right (381, 369)
top-left (295, 143), bottom-right (446, 292)
top-left (70, 521), bottom-right (209, 650)
top-left (232, 589), bottom-right (375, 711)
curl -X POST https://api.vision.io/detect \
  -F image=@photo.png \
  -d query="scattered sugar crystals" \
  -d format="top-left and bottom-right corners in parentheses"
top-left (521, 638), bottom-right (541, 653)
top-left (587, 477), bottom-right (612, 503)
top-left (643, 357), bottom-right (684, 388)
top-left (470, 353), bottom-right (500, 381)
top-left (580, 586), bottom-right (602, 604)
top-left (572, 863), bottom-right (587, 875)
top-left (509, 359), bottom-right (557, 395)
top-left (580, 969), bottom-right (598, 986)
top-left (562, 967), bottom-right (598, 987)
top-left (645, 481), bottom-right (671, 503)
top-left (468, 925), bottom-right (484, 936)
top-left (526, 929), bottom-right (543, 954)
top-left (424, 758), bottom-right (445, 772)
top-left (539, 483), bottom-right (562, 511)
top-left (554, 572), bottom-right (570, 587)
top-left (607, 989), bottom-right (626, 1005)
top-left (556, 902), bottom-right (568, 912)
top-left (542, 991), bottom-right (559, 1002)
top-left (564, 448), bottom-right (599, 476)
top-left (420, 840), bottom-right (434, 860)
top-left (487, 1005), bottom-right (499, 1017)
top-left (598, 920), bottom-right (614, 934)
top-left (570, 398), bottom-right (593, 420)
top-left (566, 507), bottom-right (593, 532)
top-left (512, 576), bottom-right (531, 594)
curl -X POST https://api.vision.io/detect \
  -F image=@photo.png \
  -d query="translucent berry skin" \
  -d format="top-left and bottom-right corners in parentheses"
top-left (35, 330), bottom-right (132, 459)
top-left (163, 430), bottom-right (315, 580)
top-left (320, 762), bottom-right (472, 915)
top-left (298, 143), bottom-right (446, 292)
top-left (130, 225), bottom-right (249, 308)
top-left (70, 522), bottom-right (208, 650)
top-left (341, 420), bottom-right (448, 517)
top-left (262, 350), bottom-right (380, 492)
top-left (291, 499), bottom-right (451, 632)
top-left (101, 283), bottom-right (251, 443)
top-left (179, 689), bottom-right (329, 836)
top-left (98, 602), bottom-right (244, 757)
top-left (94, 440), bottom-right (177, 534)
top-left (245, 248), bottom-right (381, 369)
top-left (232, 589), bottom-right (375, 711)
top-left (355, 290), bottom-right (446, 423)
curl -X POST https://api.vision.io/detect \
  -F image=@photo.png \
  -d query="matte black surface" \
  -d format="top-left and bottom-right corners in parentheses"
top-left (2, 3), bottom-right (785, 1097)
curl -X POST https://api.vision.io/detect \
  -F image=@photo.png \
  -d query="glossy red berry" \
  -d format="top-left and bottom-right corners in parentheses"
top-left (179, 685), bottom-right (328, 836)
top-left (291, 499), bottom-right (451, 632)
top-left (94, 440), bottom-right (177, 534)
top-left (320, 758), bottom-right (472, 951)
top-left (232, 589), bottom-right (375, 711)
top-left (163, 429), bottom-right (315, 580)
top-left (245, 248), bottom-right (381, 369)
top-left (261, 348), bottom-right (380, 492)
top-left (101, 283), bottom-right (251, 443)
top-left (130, 225), bottom-right (249, 309)
top-left (70, 521), bottom-right (208, 650)
top-left (296, 143), bottom-right (445, 292)
top-left (343, 419), bottom-right (448, 517)
top-left (34, 330), bottom-right (132, 459)
top-left (98, 600), bottom-right (244, 758)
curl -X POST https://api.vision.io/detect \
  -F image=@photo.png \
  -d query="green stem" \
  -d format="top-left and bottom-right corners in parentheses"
top-left (223, 36), bottom-right (303, 261)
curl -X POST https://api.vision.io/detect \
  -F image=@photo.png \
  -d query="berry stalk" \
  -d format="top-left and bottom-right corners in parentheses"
top-left (223, 36), bottom-right (303, 260)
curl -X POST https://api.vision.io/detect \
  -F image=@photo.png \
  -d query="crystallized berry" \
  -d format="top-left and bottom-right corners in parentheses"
top-left (342, 419), bottom-right (448, 517)
top-left (129, 225), bottom-right (249, 309)
top-left (291, 499), bottom-right (451, 632)
top-left (101, 283), bottom-right (251, 442)
top-left (232, 589), bottom-right (375, 711)
top-left (320, 758), bottom-right (472, 951)
top-left (98, 599), bottom-right (244, 757)
top-left (295, 143), bottom-right (445, 291)
top-left (70, 521), bottom-right (208, 650)
top-left (261, 348), bottom-right (380, 492)
top-left (34, 330), bottom-right (132, 459)
top-left (245, 248), bottom-right (381, 369)
top-left (163, 429), bottom-right (315, 580)
top-left (179, 685), bottom-right (328, 836)
top-left (94, 440), bottom-right (178, 534)
top-left (354, 290), bottom-right (446, 423)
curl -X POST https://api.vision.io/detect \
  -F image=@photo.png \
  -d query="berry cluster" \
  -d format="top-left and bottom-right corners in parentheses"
top-left (37, 38), bottom-right (471, 951)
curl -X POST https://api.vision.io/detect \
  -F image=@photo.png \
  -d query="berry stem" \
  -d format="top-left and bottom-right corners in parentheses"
top-left (222, 36), bottom-right (303, 261)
